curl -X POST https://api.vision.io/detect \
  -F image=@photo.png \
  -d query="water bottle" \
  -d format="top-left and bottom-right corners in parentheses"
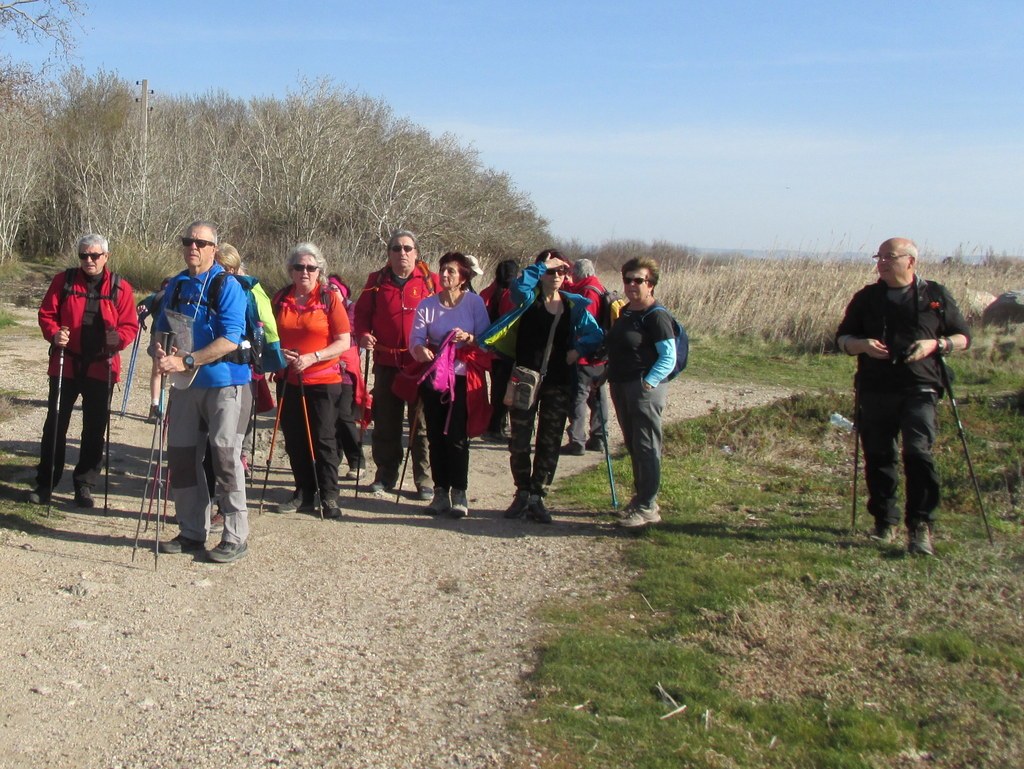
top-left (829, 413), bottom-right (854, 431)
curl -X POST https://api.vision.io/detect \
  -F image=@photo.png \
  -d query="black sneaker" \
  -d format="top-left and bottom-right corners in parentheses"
top-left (504, 489), bottom-right (531, 519)
top-left (74, 486), bottom-right (95, 509)
top-left (277, 493), bottom-right (315, 514)
top-left (585, 436), bottom-right (605, 452)
top-left (526, 494), bottom-right (553, 524)
top-left (208, 540), bottom-right (248, 563)
top-left (28, 486), bottom-right (51, 505)
top-left (322, 497), bottom-right (344, 519)
top-left (559, 442), bottom-right (585, 456)
top-left (158, 535), bottom-right (206, 555)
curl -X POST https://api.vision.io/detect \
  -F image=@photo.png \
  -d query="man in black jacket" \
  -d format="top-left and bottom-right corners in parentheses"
top-left (836, 237), bottom-right (970, 556)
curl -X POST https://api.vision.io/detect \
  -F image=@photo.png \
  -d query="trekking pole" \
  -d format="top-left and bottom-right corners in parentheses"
top-left (850, 381), bottom-right (861, 533)
top-left (938, 358), bottom-right (994, 545)
top-left (45, 331), bottom-right (68, 518)
top-left (257, 379), bottom-right (287, 515)
top-left (594, 384), bottom-right (618, 508)
top-left (354, 347), bottom-right (372, 499)
top-left (120, 324), bottom-right (142, 416)
top-left (133, 332), bottom-right (171, 562)
top-left (396, 398), bottom-right (423, 504)
top-left (104, 358), bottom-right (114, 515)
top-left (298, 373), bottom-right (324, 520)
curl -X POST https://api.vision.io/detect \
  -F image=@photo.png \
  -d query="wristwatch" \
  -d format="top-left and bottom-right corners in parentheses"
top-left (183, 354), bottom-right (196, 370)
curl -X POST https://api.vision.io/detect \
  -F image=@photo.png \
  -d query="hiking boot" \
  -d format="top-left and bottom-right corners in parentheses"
top-left (619, 505), bottom-right (662, 529)
top-left (209, 512), bottom-right (224, 533)
top-left (585, 436), bottom-right (605, 452)
top-left (482, 430), bottom-right (508, 443)
top-left (367, 480), bottom-right (392, 495)
top-left (343, 468), bottom-right (360, 481)
top-left (559, 442), bottom-right (585, 456)
top-left (207, 540), bottom-right (248, 564)
top-left (907, 523), bottom-right (935, 556)
top-left (870, 522), bottom-right (897, 543)
top-left (28, 486), bottom-right (51, 505)
top-left (504, 489), bottom-right (531, 519)
top-left (417, 484), bottom-right (434, 502)
top-left (322, 500), bottom-right (344, 520)
top-left (527, 494), bottom-right (553, 524)
top-left (240, 453), bottom-right (252, 479)
top-left (277, 493), bottom-right (314, 514)
top-left (449, 489), bottom-right (469, 519)
top-left (426, 487), bottom-right (451, 516)
top-left (158, 534), bottom-right (206, 555)
top-left (74, 486), bottom-right (94, 509)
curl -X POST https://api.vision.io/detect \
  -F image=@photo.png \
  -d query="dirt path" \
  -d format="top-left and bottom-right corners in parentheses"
top-left (0, 305), bottom-right (790, 769)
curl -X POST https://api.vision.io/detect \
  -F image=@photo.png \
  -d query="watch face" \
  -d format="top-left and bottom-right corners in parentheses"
top-left (184, 355), bottom-right (195, 368)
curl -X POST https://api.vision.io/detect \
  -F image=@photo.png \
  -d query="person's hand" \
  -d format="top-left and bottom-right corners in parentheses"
top-left (156, 352), bottom-right (187, 374)
top-left (360, 332), bottom-right (376, 350)
top-left (453, 327), bottom-right (474, 345)
top-left (858, 338), bottom-right (890, 360)
top-left (104, 328), bottom-right (120, 353)
top-left (412, 344), bottom-right (434, 363)
top-left (53, 326), bottom-right (70, 347)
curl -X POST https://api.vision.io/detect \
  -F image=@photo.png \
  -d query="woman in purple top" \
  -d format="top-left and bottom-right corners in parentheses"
top-left (410, 252), bottom-right (491, 518)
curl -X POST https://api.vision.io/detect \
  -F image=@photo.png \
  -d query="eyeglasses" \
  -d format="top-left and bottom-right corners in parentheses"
top-left (291, 264), bottom-right (319, 273)
top-left (390, 244), bottom-right (416, 254)
top-left (181, 237), bottom-right (216, 249)
top-left (78, 252), bottom-right (106, 261)
top-left (872, 252), bottom-right (910, 262)
top-left (623, 276), bottom-right (651, 286)
top-left (545, 267), bottom-right (569, 276)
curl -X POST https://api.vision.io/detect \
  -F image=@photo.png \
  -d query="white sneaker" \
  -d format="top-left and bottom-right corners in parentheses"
top-left (619, 505), bottom-right (662, 529)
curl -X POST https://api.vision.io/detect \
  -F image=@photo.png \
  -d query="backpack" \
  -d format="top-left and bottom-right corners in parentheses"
top-left (168, 271), bottom-right (266, 371)
top-left (642, 305), bottom-right (689, 380)
top-left (59, 267), bottom-right (123, 309)
top-left (595, 287), bottom-right (620, 332)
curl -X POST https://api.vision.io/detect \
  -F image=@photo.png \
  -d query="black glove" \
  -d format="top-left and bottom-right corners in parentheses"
top-left (105, 329), bottom-right (121, 353)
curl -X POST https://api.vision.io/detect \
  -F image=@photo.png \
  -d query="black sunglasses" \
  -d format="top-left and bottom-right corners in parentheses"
top-left (545, 267), bottom-right (569, 276)
top-left (78, 252), bottom-right (105, 261)
top-left (389, 244), bottom-right (416, 253)
top-left (623, 276), bottom-right (650, 286)
top-left (181, 237), bottom-right (216, 249)
top-left (291, 264), bottom-right (319, 273)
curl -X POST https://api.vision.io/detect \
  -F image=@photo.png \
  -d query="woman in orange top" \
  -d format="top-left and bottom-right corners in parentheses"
top-left (273, 243), bottom-right (351, 519)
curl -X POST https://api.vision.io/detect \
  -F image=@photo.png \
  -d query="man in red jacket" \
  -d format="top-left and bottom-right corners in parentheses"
top-left (30, 234), bottom-right (139, 507)
top-left (353, 229), bottom-right (440, 498)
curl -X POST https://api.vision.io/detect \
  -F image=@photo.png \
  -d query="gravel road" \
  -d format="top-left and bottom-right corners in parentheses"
top-left (0, 304), bottom-right (789, 769)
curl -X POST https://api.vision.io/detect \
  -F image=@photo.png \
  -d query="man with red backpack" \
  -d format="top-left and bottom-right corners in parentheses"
top-left (353, 229), bottom-right (441, 498)
top-left (31, 234), bottom-right (138, 507)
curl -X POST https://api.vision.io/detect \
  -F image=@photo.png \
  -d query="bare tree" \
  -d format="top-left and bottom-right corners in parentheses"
top-left (0, 99), bottom-right (45, 260)
top-left (0, 1), bottom-right (83, 101)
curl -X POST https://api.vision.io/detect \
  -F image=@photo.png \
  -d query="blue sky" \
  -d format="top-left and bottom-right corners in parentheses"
top-left (7, 0), bottom-right (1024, 256)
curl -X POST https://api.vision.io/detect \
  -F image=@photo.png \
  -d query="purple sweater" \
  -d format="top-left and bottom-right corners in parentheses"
top-left (411, 293), bottom-right (491, 375)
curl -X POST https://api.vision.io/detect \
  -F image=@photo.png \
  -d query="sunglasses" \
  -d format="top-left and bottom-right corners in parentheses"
top-left (390, 244), bottom-right (416, 254)
top-left (291, 264), bottom-right (319, 273)
top-left (545, 267), bottom-right (569, 276)
top-left (181, 237), bottom-right (216, 249)
top-left (78, 252), bottom-right (106, 261)
top-left (623, 276), bottom-right (651, 286)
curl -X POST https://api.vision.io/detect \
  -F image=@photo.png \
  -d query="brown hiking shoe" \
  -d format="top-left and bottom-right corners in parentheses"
top-left (907, 523), bottom-right (935, 556)
top-left (870, 523), bottom-right (896, 543)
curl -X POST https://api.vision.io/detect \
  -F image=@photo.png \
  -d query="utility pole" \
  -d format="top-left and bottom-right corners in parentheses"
top-left (136, 79), bottom-right (153, 243)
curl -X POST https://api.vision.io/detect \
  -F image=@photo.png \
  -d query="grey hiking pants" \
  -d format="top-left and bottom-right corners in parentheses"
top-left (610, 378), bottom-right (667, 510)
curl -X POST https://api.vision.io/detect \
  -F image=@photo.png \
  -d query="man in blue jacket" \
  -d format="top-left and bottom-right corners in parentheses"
top-left (154, 221), bottom-right (252, 563)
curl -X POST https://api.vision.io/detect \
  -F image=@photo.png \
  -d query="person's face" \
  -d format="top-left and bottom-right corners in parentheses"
top-left (540, 259), bottom-right (570, 290)
top-left (78, 244), bottom-right (108, 277)
top-left (181, 226), bottom-right (218, 274)
top-left (290, 254), bottom-right (320, 292)
top-left (439, 262), bottom-right (465, 292)
top-left (388, 236), bottom-right (417, 278)
top-left (874, 239), bottom-right (916, 287)
top-left (622, 268), bottom-right (655, 302)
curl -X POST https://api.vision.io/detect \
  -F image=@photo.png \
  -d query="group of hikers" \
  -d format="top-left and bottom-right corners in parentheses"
top-left (26, 224), bottom-right (969, 561)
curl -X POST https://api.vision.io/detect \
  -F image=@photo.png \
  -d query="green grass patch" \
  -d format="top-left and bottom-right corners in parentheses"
top-left (537, 390), bottom-right (1024, 769)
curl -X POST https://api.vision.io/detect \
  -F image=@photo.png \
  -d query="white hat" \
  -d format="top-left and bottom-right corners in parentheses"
top-left (463, 254), bottom-right (484, 277)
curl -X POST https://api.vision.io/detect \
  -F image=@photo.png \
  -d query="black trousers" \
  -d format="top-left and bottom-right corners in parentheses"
top-left (36, 373), bottom-right (111, 491)
top-left (420, 375), bottom-right (469, 491)
top-left (334, 382), bottom-right (364, 470)
top-left (281, 381), bottom-right (341, 503)
top-left (859, 390), bottom-right (940, 527)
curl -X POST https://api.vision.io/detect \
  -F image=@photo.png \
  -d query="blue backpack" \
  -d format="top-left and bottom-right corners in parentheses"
top-left (642, 305), bottom-right (689, 380)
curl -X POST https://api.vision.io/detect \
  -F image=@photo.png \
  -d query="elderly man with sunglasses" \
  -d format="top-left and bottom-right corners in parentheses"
top-left (152, 220), bottom-right (252, 563)
top-left (353, 229), bottom-right (441, 498)
top-left (836, 237), bottom-right (970, 556)
top-left (30, 234), bottom-right (138, 508)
